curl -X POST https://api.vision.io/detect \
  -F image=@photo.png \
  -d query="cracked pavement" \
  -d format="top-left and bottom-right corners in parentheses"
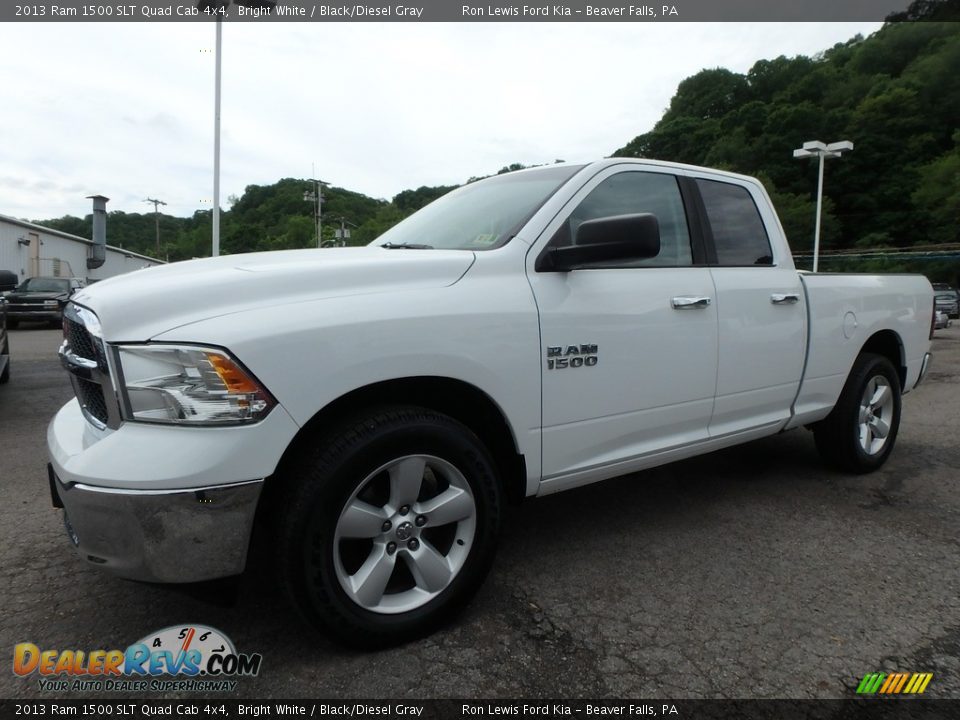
top-left (1, 325), bottom-right (958, 700)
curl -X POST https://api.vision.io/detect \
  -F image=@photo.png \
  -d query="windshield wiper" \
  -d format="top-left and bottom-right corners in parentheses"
top-left (380, 242), bottom-right (434, 249)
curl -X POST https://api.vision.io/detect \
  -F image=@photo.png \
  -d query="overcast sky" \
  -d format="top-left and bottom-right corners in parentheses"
top-left (1, 21), bottom-right (882, 221)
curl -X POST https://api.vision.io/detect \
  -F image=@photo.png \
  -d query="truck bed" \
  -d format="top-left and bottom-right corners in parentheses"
top-left (788, 272), bottom-right (933, 429)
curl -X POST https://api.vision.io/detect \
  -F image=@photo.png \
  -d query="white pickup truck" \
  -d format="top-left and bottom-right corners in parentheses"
top-left (48, 159), bottom-right (934, 647)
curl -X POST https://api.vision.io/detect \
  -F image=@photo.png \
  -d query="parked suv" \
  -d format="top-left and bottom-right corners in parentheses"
top-left (934, 290), bottom-right (959, 319)
top-left (5, 277), bottom-right (84, 328)
top-left (0, 295), bottom-right (9, 384)
top-left (0, 270), bottom-right (14, 383)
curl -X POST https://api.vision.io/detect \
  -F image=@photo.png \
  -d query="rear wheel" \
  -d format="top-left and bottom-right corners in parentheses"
top-left (813, 353), bottom-right (902, 473)
top-left (275, 406), bottom-right (502, 648)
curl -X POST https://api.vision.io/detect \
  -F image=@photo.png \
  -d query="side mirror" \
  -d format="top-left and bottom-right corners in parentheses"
top-left (538, 213), bottom-right (661, 272)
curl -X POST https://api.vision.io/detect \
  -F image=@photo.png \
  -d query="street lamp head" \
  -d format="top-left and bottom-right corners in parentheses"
top-left (826, 140), bottom-right (854, 153)
top-left (794, 139), bottom-right (854, 160)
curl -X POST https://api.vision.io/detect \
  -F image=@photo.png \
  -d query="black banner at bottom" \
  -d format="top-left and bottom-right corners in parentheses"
top-left (1, 699), bottom-right (959, 720)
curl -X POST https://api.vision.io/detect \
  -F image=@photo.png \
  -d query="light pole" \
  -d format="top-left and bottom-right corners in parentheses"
top-left (213, 16), bottom-right (222, 257)
top-left (197, 1), bottom-right (230, 256)
top-left (198, 1), bottom-right (276, 257)
top-left (793, 140), bottom-right (853, 272)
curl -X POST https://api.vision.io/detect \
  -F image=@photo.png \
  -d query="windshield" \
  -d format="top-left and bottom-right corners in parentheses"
top-left (371, 165), bottom-right (585, 251)
top-left (17, 278), bottom-right (70, 293)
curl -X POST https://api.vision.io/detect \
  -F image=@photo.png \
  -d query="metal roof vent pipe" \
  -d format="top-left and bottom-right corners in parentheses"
top-left (86, 194), bottom-right (109, 269)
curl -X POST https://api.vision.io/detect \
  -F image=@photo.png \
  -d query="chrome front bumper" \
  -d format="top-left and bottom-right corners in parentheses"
top-left (9, 308), bottom-right (60, 320)
top-left (49, 466), bottom-right (263, 583)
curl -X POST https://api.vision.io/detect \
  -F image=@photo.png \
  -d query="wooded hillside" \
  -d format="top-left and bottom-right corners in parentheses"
top-left (615, 9), bottom-right (960, 272)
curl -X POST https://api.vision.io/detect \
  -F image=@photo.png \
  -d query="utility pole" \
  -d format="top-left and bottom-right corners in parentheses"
top-left (333, 216), bottom-right (357, 246)
top-left (144, 198), bottom-right (167, 255)
top-left (303, 171), bottom-right (329, 248)
top-left (316, 177), bottom-right (323, 248)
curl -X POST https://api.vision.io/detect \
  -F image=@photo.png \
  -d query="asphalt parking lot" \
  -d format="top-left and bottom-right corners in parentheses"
top-left (1, 324), bottom-right (958, 700)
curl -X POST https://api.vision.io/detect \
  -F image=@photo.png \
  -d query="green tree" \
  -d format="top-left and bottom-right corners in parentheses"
top-left (912, 133), bottom-right (960, 245)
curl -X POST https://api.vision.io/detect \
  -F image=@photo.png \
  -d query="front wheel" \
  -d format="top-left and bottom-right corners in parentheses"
top-left (813, 353), bottom-right (902, 473)
top-left (276, 406), bottom-right (502, 648)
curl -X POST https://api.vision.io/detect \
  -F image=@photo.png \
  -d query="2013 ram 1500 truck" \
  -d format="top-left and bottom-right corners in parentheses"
top-left (48, 159), bottom-right (934, 647)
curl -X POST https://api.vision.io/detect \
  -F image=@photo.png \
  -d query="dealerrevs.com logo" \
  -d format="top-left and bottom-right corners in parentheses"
top-left (13, 624), bottom-right (262, 693)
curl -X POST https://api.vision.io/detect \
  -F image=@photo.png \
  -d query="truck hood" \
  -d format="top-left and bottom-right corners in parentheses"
top-left (70, 247), bottom-right (476, 341)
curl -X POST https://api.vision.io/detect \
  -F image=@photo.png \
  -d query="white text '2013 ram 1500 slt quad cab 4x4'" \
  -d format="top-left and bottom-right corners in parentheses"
top-left (48, 159), bottom-right (934, 647)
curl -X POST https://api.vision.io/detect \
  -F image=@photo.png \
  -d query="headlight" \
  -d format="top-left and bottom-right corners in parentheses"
top-left (44, 300), bottom-right (59, 307)
top-left (116, 344), bottom-right (275, 425)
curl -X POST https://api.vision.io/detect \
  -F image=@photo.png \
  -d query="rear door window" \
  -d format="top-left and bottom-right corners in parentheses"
top-left (696, 179), bottom-right (773, 266)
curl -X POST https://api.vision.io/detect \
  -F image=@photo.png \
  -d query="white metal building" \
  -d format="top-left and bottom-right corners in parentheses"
top-left (0, 213), bottom-right (163, 284)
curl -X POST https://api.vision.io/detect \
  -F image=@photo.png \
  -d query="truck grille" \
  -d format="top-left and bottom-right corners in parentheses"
top-left (60, 304), bottom-right (116, 429)
top-left (74, 377), bottom-right (109, 424)
top-left (63, 315), bottom-right (99, 362)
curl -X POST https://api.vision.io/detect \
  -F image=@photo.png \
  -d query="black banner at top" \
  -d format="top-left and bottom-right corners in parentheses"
top-left (0, 0), bottom-right (943, 23)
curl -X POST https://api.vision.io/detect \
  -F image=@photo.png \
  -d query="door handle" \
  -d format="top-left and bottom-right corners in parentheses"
top-left (671, 296), bottom-right (712, 309)
top-left (770, 293), bottom-right (800, 305)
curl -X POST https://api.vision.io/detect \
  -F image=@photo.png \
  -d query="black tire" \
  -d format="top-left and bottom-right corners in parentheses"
top-left (813, 353), bottom-right (902, 474)
top-left (6, 319), bottom-right (17, 329)
top-left (275, 406), bottom-right (502, 648)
